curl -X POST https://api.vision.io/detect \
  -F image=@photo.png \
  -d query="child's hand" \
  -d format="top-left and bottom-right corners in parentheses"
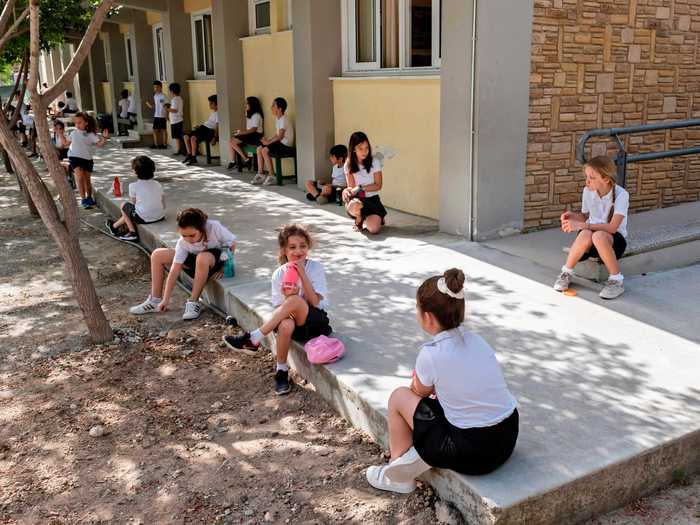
top-left (282, 284), bottom-right (299, 297)
top-left (560, 211), bottom-right (571, 223)
top-left (293, 260), bottom-right (306, 278)
top-left (156, 300), bottom-right (169, 312)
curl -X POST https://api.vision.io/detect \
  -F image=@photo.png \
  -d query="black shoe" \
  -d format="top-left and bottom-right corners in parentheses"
top-left (158, 144), bottom-right (168, 149)
top-left (188, 157), bottom-right (198, 165)
top-left (306, 193), bottom-right (317, 202)
top-left (274, 370), bottom-right (291, 396)
top-left (105, 219), bottom-right (120, 236)
top-left (227, 161), bottom-right (238, 170)
top-left (149, 144), bottom-right (159, 149)
top-left (182, 155), bottom-right (191, 164)
top-left (242, 158), bottom-right (252, 171)
top-left (118, 231), bottom-right (139, 242)
top-left (222, 334), bottom-right (260, 356)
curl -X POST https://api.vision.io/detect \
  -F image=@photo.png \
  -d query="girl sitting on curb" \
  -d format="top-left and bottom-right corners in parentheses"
top-left (366, 269), bottom-right (519, 494)
top-left (343, 131), bottom-right (387, 234)
top-left (129, 208), bottom-right (236, 321)
top-left (554, 156), bottom-right (630, 300)
top-left (223, 224), bottom-right (331, 396)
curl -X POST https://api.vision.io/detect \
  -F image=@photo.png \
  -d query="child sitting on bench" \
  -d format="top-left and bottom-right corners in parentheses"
top-left (252, 97), bottom-right (294, 186)
top-left (183, 94), bottom-right (218, 166)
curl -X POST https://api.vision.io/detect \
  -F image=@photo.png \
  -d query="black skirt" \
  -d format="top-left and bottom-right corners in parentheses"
top-left (359, 195), bottom-right (387, 220)
top-left (579, 231), bottom-right (627, 261)
top-left (182, 248), bottom-right (223, 280)
top-left (413, 397), bottom-right (518, 475)
top-left (292, 305), bottom-right (332, 343)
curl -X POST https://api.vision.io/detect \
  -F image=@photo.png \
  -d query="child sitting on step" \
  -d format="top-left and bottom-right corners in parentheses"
top-left (223, 224), bottom-right (331, 396)
top-left (553, 156), bottom-right (630, 300)
top-left (366, 269), bottom-right (519, 494)
top-left (129, 208), bottom-right (236, 321)
top-left (305, 144), bottom-right (348, 204)
top-left (106, 156), bottom-right (165, 242)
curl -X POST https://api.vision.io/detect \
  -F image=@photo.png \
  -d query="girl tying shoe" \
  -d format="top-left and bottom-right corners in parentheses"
top-left (366, 269), bottom-right (518, 494)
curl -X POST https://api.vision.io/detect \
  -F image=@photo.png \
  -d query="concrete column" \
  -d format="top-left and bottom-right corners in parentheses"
top-left (91, 37), bottom-right (108, 113)
top-left (210, 0), bottom-right (248, 165)
top-left (59, 45), bottom-right (82, 109)
top-left (50, 49), bottom-right (63, 91)
top-left (292, 0), bottom-right (341, 188)
top-left (77, 44), bottom-right (94, 111)
top-left (130, 10), bottom-right (158, 131)
top-left (439, 0), bottom-right (533, 240)
top-left (103, 23), bottom-right (129, 132)
top-left (162, 0), bottom-right (194, 127)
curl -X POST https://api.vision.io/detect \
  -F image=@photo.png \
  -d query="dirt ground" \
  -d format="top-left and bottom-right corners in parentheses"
top-left (1, 173), bottom-right (698, 525)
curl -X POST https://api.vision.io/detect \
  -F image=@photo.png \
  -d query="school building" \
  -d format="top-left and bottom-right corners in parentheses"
top-left (38, 0), bottom-right (700, 240)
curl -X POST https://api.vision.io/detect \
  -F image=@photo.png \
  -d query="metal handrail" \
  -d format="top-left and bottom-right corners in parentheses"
top-left (576, 118), bottom-right (700, 187)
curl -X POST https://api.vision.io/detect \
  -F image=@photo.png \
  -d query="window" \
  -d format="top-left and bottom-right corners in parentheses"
top-left (346, 0), bottom-right (441, 73)
top-left (153, 23), bottom-right (167, 82)
top-left (191, 11), bottom-right (214, 78)
top-left (124, 34), bottom-right (135, 79)
top-left (249, 0), bottom-right (271, 35)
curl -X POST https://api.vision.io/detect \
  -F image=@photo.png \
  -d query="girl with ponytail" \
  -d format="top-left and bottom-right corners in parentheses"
top-left (554, 155), bottom-right (630, 299)
top-left (129, 208), bottom-right (237, 321)
top-left (366, 269), bottom-right (519, 494)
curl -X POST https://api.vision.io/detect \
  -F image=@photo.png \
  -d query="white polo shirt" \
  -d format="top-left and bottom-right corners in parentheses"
top-left (246, 112), bottom-right (263, 133)
top-left (270, 259), bottom-right (329, 311)
top-left (68, 129), bottom-right (100, 160)
top-left (276, 114), bottom-right (294, 146)
top-left (153, 92), bottom-right (167, 118)
top-left (581, 185), bottom-right (629, 238)
top-left (415, 327), bottom-right (518, 429)
top-left (118, 98), bottom-right (129, 119)
top-left (169, 96), bottom-right (184, 124)
top-left (128, 179), bottom-right (165, 223)
top-left (203, 111), bottom-right (219, 130)
top-left (331, 165), bottom-right (347, 187)
top-left (173, 219), bottom-right (236, 264)
top-left (345, 158), bottom-right (382, 197)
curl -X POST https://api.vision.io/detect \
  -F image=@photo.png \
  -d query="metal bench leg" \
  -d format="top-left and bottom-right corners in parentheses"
top-left (275, 157), bottom-right (283, 185)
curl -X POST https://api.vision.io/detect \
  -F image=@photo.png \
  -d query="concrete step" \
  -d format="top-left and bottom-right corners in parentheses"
top-left (91, 146), bottom-right (700, 525)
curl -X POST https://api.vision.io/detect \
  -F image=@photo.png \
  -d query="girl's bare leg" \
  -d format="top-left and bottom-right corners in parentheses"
top-left (150, 248), bottom-right (175, 298)
top-left (591, 231), bottom-right (620, 275)
top-left (565, 230), bottom-right (593, 269)
top-left (387, 387), bottom-right (422, 460)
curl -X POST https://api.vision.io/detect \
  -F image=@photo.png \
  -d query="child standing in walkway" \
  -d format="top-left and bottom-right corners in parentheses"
top-left (223, 224), bottom-right (331, 395)
top-left (106, 156), bottom-right (165, 242)
top-left (66, 112), bottom-right (106, 209)
top-left (129, 208), bottom-right (237, 321)
top-left (553, 156), bottom-right (630, 299)
top-left (366, 269), bottom-right (519, 494)
top-left (305, 144), bottom-right (348, 204)
top-left (343, 131), bottom-right (387, 233)
top-left (165, 83), bottom-right (184, 155)
top-left (228, 96), bottom-right (263, 171)
top-left (146, 80), bottom-right (168, 149)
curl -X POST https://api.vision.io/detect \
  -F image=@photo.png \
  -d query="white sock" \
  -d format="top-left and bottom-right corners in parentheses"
top-left (149, 295), bottom-right (161, 302)
top-left (561, 265), bottom-right (574, 274)
top-left (608, 273), bottom-right (624, 282)
top-left (250, 329), bottom-right (263, 345)
top-left (276, 362), bottom-right (289, 372)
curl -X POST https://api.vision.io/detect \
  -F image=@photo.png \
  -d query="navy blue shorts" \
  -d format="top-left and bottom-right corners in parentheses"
top-left (68, 156), bottom-right (94, 172)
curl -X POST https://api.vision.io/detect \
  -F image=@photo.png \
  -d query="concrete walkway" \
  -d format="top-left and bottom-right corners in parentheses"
top-left (90, 146), bottom-right (700, 525)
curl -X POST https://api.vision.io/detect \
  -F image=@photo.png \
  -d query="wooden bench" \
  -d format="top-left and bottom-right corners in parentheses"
top-left (240, 144), bottom-right (297, 185)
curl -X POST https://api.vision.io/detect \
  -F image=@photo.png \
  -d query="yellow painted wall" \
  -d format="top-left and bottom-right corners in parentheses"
top-left (332, 77), bottom-right (441, 219)
top-left (242, 30), bottom-right (295, 172)
top-left (184, 0), bottom-right (211, 13)
top-left (186, 79), bottom-right (218, 154)
top-left (146, 11), bottom-right (161, 25)
top-left (119, 23), bottom-right (130, 34)
top-left (120, 81), bottom-right (135, 96)
top-left (101, 82), bottom-right (112, 114)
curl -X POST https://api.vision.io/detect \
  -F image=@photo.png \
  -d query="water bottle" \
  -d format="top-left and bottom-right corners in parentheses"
top-left (221, 248), bottom-right (235, 278)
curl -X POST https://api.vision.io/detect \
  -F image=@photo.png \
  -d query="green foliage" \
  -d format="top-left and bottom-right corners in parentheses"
top-left (672, 467), bottom-right (690, 486)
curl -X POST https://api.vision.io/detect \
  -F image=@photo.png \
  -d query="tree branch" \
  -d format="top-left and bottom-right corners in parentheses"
top-left (0, 5), bottom-right (29, 52)
top-left (41, 0), bottom-right (114, 104)
top-left (0, 0), bottom-right (17, 37)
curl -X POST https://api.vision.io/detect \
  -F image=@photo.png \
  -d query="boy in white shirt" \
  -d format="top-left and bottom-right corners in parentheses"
top-left (305, 144), bottom-right (348, 205)
top-left (117, 89), bottom-right (132, 136)
top-left (164, 82), bottom-right (185, 155)
top-left (106, 155), bottom-right (165, 242)
top-left (183, 94), bottom-right (218, 166)
top-left (253, 97), bottom-right (294, 186)
top-left (145, 80), bottom-right (168, 149)
top-left (64, 91), bottom-right (78, 114)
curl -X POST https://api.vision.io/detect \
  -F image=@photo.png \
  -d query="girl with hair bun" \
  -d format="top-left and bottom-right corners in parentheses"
top-left (366, 269), bottom-right (519, 494)
top-left (129, 208), bottom-right (237, 321)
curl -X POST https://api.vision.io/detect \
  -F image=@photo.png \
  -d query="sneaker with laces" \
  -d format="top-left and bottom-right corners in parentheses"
top-left (182, 300), bottom-right (202, 320)
top-left (274, 370), bottom-right (291, 395)
top-left (118, 231), bottom-right (139, 242)
top-left (263, 175), bottom-right (276, 186)
top-left (553, 272), bottom-right (572, 292)
top-left (105, 219), bottom-right (120, 236)
top-left (80, 198), bottom-right (91, 209)
top-left (366, 465), bottom-right (417, 494)
top-left (382, 447), bottom-right (431, 483)
top-left (129, 295), bottom-right (161, 315)
top-left (222, 333), bottom-right (260, 356)
top-left (251, 173), bottom-right (266, 185)
top-left (599, 279), bottom-right (624, 300)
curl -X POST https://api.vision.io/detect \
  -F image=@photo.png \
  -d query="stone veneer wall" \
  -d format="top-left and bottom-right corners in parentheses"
top-left (525, 0), bottom-right (700, 231)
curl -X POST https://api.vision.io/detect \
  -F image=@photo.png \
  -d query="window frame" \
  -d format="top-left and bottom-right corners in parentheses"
top-left (152, 22), bottom-right (167, 82)
top-left (343, 0), bottom-right (442, 75)
top-left (248, 0), bottom-right (271, 35)
top-left (124, 33), bottom-right (135, 80)
top-left (191, 9), bottom-right (215, 79)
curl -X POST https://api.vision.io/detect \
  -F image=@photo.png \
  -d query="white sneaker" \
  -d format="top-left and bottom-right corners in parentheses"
top-left (182, 300), bottom-right (202, 320)
top-left (129, 295), bottom-right (160, 315)
top-left (382, 447), bottom-right (431, 483)
top-left (262, 175), bottom-right (276, 186)
top-left (366, 465), bottom-right (417, 494)
top-left (251, 173), bottom-right (266, 185)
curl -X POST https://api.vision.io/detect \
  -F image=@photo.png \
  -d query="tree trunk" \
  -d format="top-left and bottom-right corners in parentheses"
top-left (15, 172), bottom-right (39, 216)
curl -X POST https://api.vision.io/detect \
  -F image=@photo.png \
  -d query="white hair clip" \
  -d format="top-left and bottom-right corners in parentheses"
top-left (437, 277), bottom-right (465, 300)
